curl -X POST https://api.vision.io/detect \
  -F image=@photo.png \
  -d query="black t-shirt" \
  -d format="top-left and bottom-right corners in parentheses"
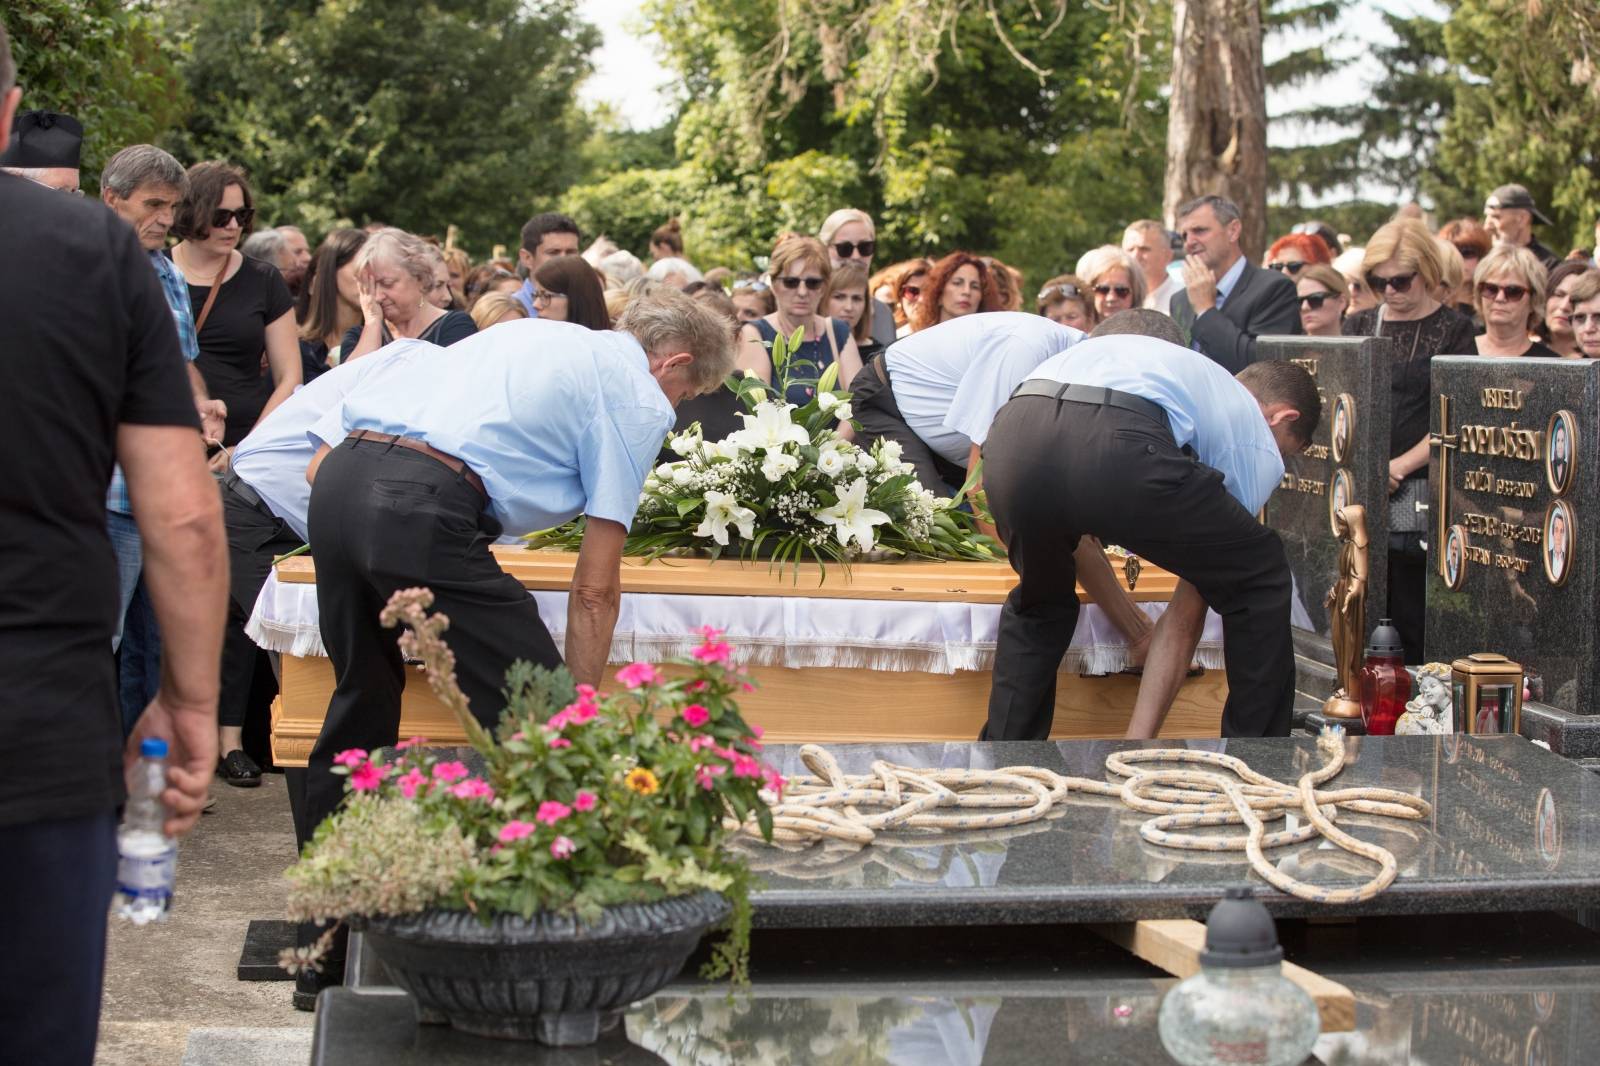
top-left (179, 253), bottom-right (295, 445)
top-left (1343, 304), bottom-right (1475, 469)
top-left (0, 175), bottom-right (198, 827)
top-left (339, 310), bottom-right (477, 359)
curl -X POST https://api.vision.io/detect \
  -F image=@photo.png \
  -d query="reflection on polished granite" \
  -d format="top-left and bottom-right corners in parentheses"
top-left (314, 915), bottom-right (1600, 1065)
top-left (743, 734), bottom-right (1600, 925)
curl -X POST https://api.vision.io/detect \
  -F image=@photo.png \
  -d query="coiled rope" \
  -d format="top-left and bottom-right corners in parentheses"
top-left (732, 727), bottom-right (1432, 904)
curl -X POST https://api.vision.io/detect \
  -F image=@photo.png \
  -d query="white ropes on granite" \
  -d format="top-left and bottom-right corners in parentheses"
top-left (731, 728), bottom-right (1432, 905)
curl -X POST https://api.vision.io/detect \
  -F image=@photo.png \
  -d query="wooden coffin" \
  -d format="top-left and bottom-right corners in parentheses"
top-left (269, 548), bottom-right (1226, 766)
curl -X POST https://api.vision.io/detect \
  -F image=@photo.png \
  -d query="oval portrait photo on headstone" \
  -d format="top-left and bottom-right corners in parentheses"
top-left (1546, 409), bottom-right (1577, 497)
top-left (1443, 523), bottom-right (1468, 590)
top-left (1543, 499), bottom-right (1575, 588)
top-left (1327, 468), bottom-right (1354, 536)
top-left (1330, 392), bottom-right (1355, 465)
top-left (1535, 787), bottom-right (1562, 870)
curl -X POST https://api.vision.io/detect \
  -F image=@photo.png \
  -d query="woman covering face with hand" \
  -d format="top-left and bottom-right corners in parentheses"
top-left (341, 228), bottom-right (476, 362)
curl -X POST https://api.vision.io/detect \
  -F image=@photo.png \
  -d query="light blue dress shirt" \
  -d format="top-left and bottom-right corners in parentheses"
top-left (311, 320), bottom-right (674, 534)
top-left (886, 312), bottom-right (1084, 464)
top-left (1213, 254), bottom-right (1248, 308)
top-left (232, 340), bottom-right (434, 541)
top-left (512, 277), bottom-right (541, 320)
top-left (1025, 334), bottom-right (1285, 514)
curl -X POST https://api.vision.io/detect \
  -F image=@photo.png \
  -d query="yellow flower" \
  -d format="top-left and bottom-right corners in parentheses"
top-left (624, 767), bottom-right (660, 795)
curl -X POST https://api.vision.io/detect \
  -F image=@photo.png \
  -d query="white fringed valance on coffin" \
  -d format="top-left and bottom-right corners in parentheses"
top-left (247, 571), bottom-right (1225, 676)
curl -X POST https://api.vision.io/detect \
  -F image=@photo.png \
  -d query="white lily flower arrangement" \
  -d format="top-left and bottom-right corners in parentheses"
top-left (527, 329), bottom-right (1000, 574)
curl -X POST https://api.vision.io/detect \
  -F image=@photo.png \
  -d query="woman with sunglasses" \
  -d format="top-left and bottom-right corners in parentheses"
top-left (872, 258), bottom-right (930, 338)
top-left (1542, 260), bottom-right (1592, 357)
top-left (1568, 270), bottom-right (1600, 358)
top-left (1472, 246), bottom-right (1556, 358)
top-left (1342, 217), bottom-right (1474, 664)
top-left (1074, 246), bottom-right (1144, 320)
top-left (1263, 232), bottom-right (1332, 281)
top-left (1294, 264), bottom-right (1349, 337)
top-left (908, 252), bottom-right (1003, 333)
top-left (170, 161), bottom-right (301, 448)
top-left (736, 234), bottom-right (861, 401)
top-left (729, 274), bottom-right (775, 323)
top-left (1035, 274), bottom-right (1096, 331)
top-left (1437, 218), bottom-right (1492, 319)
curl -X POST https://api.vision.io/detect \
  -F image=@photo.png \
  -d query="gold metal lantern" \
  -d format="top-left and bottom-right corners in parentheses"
top-left (1450, 653), bottom-right (1524, 736)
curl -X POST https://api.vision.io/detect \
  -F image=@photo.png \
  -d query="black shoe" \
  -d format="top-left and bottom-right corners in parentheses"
top-left (292, 962), bottom-right (344, 1012)
top-left (218, 749), bottom-right (262, 787)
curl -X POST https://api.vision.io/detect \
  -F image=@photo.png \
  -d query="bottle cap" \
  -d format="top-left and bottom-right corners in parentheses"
top-left (1365, 618), bottom-right (1405, 656)
top-left (139, 737), bottom-right (169, 759)
top-left (1198, 887), bottom-right (1284, 968)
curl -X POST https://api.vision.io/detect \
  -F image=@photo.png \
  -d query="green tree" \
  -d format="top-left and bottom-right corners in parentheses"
top-left (1435, 0), bottom-right (1600, 250)
top-left (166, 0), bottom-right (600, 254)
top-left (570, 0), bottom-right (1169, 286)
top-left (3, 0), bottom-right (188, 187)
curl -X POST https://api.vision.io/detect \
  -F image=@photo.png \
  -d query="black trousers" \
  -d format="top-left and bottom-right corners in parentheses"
top-left (982, 396), bottom-right (1295, 739)
top-left (0, 810), bottom-right (116, 1066)
top-left (850, 357), bottom-right (968, 494)
top-left (302, 437), bottom-right (561, 840)
top-left (220, 481), bottom-right (303, 729)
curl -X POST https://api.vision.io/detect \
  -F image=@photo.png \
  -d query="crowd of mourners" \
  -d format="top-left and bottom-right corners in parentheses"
top-left (6, 102), bottom-right (1600, 783)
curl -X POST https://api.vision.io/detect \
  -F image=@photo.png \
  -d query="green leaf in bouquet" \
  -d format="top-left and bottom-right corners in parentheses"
top-left (675, 497), bottom-right (701, 518)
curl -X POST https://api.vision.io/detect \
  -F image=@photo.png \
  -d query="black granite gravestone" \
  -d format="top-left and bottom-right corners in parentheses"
top-left (1259, 337), bottom-right (1393, 719)
top-left (1425, 357), bottom-right (1600, 727)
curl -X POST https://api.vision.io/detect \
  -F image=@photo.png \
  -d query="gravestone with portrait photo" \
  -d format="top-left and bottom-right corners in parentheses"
top-left (1425, 356), bottom-right (1600, 754)
top-left (1258, 337), bottom-right (1393, 723)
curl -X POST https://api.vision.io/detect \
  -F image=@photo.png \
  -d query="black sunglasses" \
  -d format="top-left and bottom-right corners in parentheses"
top-left (1299, 292), bottom-right (1335, 310)
top-left (777, 275), bottom-right (825, 291)
top-left (1268, 260), bottom-right (1307, 275)
top-left (1453, 243), bottom-right (1484, 260)
top-left (1365, 271), bottom-right (1417, 294)
top-left (1093, 284), bottom-right (1131, 298)
top-left (833, 240), bottom-right (876, 259)
top-left (210, 206), bottom-right (255, 229)
top-left (1478, 281), bottom-right (1529, 302)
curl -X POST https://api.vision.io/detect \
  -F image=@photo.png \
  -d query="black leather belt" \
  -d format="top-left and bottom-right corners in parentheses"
top-left (1010, 381), bottom-right (1170, 432)
top-left (222, 468), bottom-right (272, 515)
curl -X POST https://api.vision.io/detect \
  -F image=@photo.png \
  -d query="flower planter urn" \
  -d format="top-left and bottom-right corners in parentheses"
top-left (360, 890), bottom-right (731, 1045)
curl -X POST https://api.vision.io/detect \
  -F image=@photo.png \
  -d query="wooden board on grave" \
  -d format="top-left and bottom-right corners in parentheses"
top-left (1425, 357), bottom-right (1600, 714)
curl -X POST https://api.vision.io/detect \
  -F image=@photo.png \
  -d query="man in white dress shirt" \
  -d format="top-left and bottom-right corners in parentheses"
top-left (1123, 219), bottom-right (1182, 316)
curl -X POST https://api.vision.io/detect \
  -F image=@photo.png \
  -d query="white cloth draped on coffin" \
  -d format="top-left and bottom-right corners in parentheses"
top-left (247, 571), bottom-right (1226, 675)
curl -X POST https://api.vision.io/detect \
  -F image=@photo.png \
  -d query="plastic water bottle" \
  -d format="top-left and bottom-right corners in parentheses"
top-left (113, 737), bottom-right (177, 924)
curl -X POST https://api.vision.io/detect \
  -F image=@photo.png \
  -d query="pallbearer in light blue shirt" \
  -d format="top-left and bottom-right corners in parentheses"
top-left (852, 311), bottom-right (1157, 666)
top-left (981, 309), bottom-right (1319, 744)
top-left (298, 292), bottom-right (738, 846)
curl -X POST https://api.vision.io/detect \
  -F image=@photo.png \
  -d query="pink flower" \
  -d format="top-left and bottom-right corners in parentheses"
top-left (548, 737), bottom-right (572, 749)
top-left (686, 680), bottom-right (708, 693)
top-left (544, 709), bottom-right (573, 731)
top-left (394, 737), bottom-right (429, 751)
top-left (741, 682), bottom-right (756, 693)
top-left (332, 749), bottom-right (368, 768)
top-left (697, 625), bottom-right (725, 641)
top-left (570, 701), bottom-right (598, 724)
top-left (498, 821), bottom-right (536, 843)
top-left (763, 767), bottom-right (786, 796)
top-left (396, 768), bottom-right (429, 799)
top-left (509, 731), bottom-right (527, 742)
top-left (536, 800), bottom-right (572, 825)
top-left (451, 778), bottom-right (494, 801)
top-left (550, 835), bottom-right (576, 860)
top-left (732, 754), bottom-right (762, 779)
top-left (751, 725), bottom-right (764, 739)
top-left (695, 764), bottom-right (725, 791)
top-left (573, 791), bottom-right (597, 812)
top-left (692, 639), bottom-right (733, 665)
top-left (349, 761), bottom-right (387, 791)
top-left (689, 735), bottom-right (717, 754)
top-left (575, 684), bottom-right (598, 701)
top-left (615, 661), bottom-right (660, 688)
top-left (681, 703), bottom-right (710, 728)
top-left (432, 760), bottom-right (468, 783)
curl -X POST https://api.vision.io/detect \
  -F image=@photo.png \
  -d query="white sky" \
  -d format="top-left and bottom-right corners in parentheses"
top-left (580, 0), bottom-right (1449, 202)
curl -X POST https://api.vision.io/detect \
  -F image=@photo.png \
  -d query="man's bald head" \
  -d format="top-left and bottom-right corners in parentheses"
top-left (1089, 308), bottom-right (1186, 347)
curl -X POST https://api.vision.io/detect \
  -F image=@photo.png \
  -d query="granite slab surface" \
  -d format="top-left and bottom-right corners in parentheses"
top-left (314, 914), bottom-right (1600, 1065)
top-left (742, 735), bottom-right (1600, 925)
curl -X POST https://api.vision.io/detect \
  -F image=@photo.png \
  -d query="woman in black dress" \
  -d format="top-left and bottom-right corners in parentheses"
top-left (1342, 218), bottom-right (1475, 662)
top-left (341, 228), bottom-right (476, 362)
top-left (170, 162), bottom-right (302, 448)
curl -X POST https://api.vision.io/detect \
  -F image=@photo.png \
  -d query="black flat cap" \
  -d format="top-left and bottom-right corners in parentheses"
top-left (0, 110), bottom-right (83, 170)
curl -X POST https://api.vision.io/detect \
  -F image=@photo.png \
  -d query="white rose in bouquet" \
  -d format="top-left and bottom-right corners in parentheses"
top-left (760, 451), bottom-right (799, 482)
top-left (853, 450), bottom-right (877, 473)
top-left (671, 465), bottom-right (697, 486)
top-left (816, 444), bottom-right (849, 478)
top-left (832, 402), bottom-right (853, 421)
top-left (668, 432), bottom-right (698, 457)
top-left (817, 392), bottom-right (841, 413)
top-left (879, 439), bottom-right (903, 462)
top-left (654, 462), bottom-right (675, 479)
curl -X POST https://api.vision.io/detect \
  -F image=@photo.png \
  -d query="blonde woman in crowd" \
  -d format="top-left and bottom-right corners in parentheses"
top-left (1294, 264), bottom-right (1349, 338)
top-left (737, 233), bottom-right (860, 398)
top-left (1471, 245), bottom-right (1555, 357)
top-left (1074, 245), bottom-right (1145, 320)
top-left (1035, 275), bottom-right (1095, 331)
top-left (469, 291), bottom-right (527, 331)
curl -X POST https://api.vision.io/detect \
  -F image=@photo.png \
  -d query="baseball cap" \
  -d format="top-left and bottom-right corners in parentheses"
top-left (1485, 184), bottom-right (1552, 226)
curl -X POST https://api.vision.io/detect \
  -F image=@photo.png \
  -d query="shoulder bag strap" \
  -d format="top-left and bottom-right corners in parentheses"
top-left (823, 315), bottom-right (841, 367)
top-left (190, 254), bottom-right (230, 336)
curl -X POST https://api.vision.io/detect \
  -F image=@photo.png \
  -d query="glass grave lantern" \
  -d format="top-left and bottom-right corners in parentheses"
top-left (1450, 653), bottom-right (1524, 735)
